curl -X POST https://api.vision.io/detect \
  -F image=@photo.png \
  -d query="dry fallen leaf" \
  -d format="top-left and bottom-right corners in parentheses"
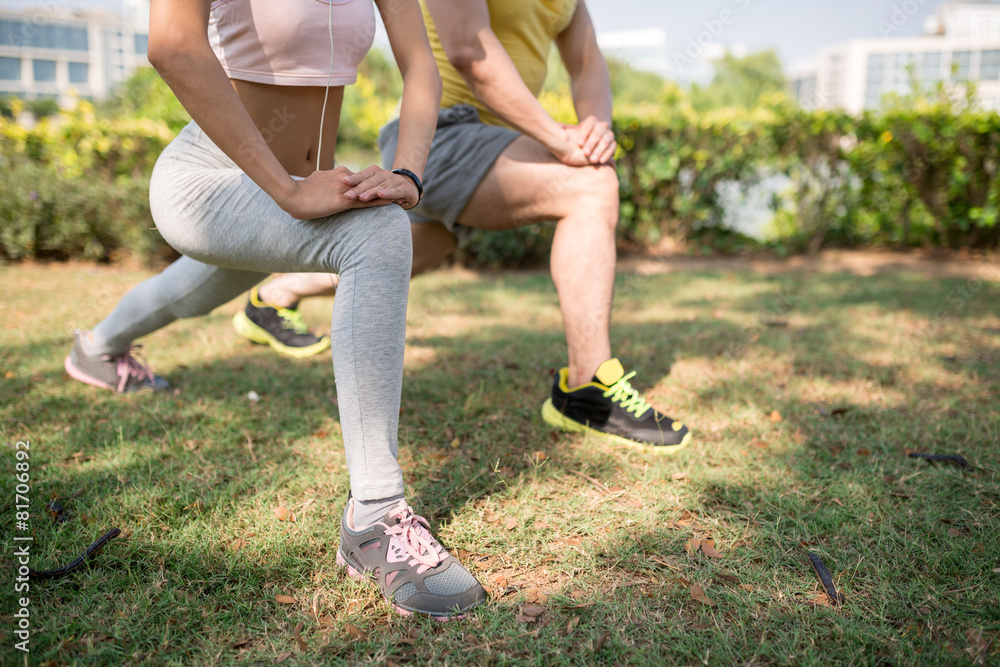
top-left (948, 528), bottom-right (962, 537)
top-left (229, 538), bottom-right (248, 551)
top-left (740, 584), bottom-right (755, 592)
top-left (345, 624), bottom-right (366, 640)
top-left (965, 628), bottom-right (991, 651)
top-left (685, 539), bottom-right (702, 556)
top-left (523, 589), bottom-right (547, 603)
top-left (701, 539), bottom-right (723, 559)
top-left (318, 614), bottom-right (335, 627)
top-left (293, 621), bottom-right (308, 652)
top-left (4, 371), bottom-right (14, 379)
top-left (521, 604), bottom-right (546, 618)
top-left (671, 472), bottom-right (688, 481)
top-left (770, 410), bottom-right (783, 422)
top-left (567, 616), bottom-right (580, 633)
top-left (917, 606), bottom-right (931, 615)
top-left (690, 584), bottom-right (716, 606)
top-left (594, 631), bottom-right (611, 652)
top-left (273, 506), bottom-right (295, 522)
top-left (857, 449), bottom-right (872, 457)
top-left (491, 574), bottom-right (508, 589)
top-left (532, 451), bottom-right (548, 463)
top-left (275, 651), bottom-right (293, 664)
top-left (505, 518), bottom-right (518, 531)
top-left (807, 591), bottom-right (835, 607)
top-left (515, 614), bottom-right (538, 623)
top-left (275, 594), bottom-right (296, 604)
top-left (533, 520), bottom-right (550, 530)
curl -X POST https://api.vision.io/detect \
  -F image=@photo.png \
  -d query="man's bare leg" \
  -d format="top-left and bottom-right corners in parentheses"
top-left (410, 222), bottom-right (457, 277)
top-left (259, 219), bottom-right (457, 306)
top-left (258, 273), bottom-right (339, 308)
top-left (457, 136), bottom-right (618, 388)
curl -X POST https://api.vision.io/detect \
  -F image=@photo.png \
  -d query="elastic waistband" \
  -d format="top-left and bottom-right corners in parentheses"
top-left (163, 120), bottom-right (237, 170)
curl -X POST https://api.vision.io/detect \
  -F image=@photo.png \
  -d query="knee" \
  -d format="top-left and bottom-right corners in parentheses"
top-left (565, 164), bottom-right (620, 227)
top-left (355, 206), bottom-right (413, 278)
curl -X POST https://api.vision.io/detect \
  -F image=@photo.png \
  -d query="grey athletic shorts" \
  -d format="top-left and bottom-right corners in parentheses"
top-left (378, 104), bottom-right (519, 244)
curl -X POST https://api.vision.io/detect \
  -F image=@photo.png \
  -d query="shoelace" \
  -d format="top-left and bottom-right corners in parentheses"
top-left (114, 345), bottom-right (155, 393)
top-left (384, 506), bottom-right (445, 572)
top-left (603, 371), bottom-right (652, 418)
top-left (276, 307), bottom-right (310, 335)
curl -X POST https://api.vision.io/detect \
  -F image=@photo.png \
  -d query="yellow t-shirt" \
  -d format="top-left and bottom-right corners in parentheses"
top-left (420, 0), bottom-right (579, 128)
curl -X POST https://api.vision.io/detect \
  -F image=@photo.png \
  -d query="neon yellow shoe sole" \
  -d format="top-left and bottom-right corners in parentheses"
top-left (541, 398), bottom-right (692, 455)
top-left (232, 310), bottom-right (331, 359)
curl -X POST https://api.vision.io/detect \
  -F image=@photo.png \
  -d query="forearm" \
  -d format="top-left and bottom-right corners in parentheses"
top-left (459, 37), bottom-right (565, 151)
top-left (570, 65), bottom-right (613, 126)
top-left (151, 45), bottom-right (296, 206)
top-left (392, 56), bottom-right (442, 178)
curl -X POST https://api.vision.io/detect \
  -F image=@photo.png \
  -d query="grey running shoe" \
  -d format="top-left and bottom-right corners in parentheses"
top-left (337, 497), bottom-right (486, 621)
top-left (64, 330), bottom-right (171, 393)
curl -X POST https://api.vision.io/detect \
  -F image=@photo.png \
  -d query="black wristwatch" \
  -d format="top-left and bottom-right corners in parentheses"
top-left (391, 168), bottom-right (423, 204)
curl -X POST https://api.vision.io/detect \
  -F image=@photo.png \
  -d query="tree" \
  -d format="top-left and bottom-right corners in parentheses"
top-left (98, 66), bottom-right (190, 132)
top-left (690, 49), bottom-right (786, 111)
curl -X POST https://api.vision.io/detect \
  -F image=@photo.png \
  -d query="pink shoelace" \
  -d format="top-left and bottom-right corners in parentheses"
top-left (113, 345), bottom-right (156, 393)
top-left (383, 505), bottom-right (446, 573)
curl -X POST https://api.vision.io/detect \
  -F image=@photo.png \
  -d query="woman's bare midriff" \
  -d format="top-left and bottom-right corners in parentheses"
top-left (231, 79), bottom-right (345, 178)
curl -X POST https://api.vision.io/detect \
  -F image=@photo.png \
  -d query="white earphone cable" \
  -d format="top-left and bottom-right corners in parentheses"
top-left (315, 0), bottom-right (335, 172)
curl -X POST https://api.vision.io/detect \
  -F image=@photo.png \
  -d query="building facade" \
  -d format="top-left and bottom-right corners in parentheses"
top-left (0, 7), bottom-right (149, 104)
top-left (791, 2), bottom-right (1000, 112)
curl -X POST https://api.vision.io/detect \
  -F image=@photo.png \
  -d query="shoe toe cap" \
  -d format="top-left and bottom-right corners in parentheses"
top-left (150, 375), bottom-right (172, 392)
top-left (399, 584), bottom-right (487, 616)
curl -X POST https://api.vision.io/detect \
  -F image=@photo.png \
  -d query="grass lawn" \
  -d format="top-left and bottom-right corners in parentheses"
top-left (1, 256), bottom-right (998, 666)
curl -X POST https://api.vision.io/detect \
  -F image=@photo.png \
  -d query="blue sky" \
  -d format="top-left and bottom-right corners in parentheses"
top-left (5, 0), bottom-right (955, 66)
top-left (590, 0), bottom-right (944, 67)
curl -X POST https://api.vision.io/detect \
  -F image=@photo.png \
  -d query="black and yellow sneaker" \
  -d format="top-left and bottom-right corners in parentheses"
top-left (232, 287), bottom-right (331, 359)
top-left (541, 358), bottom-right (691, 454)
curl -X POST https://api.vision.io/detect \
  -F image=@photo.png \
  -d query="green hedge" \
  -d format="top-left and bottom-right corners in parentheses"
top-left (2, 95), bottom-right (998, 266)
top-left (615, 95), bottom-right (1000, 253)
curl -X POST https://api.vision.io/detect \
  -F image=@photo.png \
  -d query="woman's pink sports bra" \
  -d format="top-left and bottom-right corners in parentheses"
top-left (208, 0), bottom-right (376, 86)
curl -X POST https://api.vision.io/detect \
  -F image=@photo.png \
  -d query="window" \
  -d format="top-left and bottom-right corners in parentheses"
top-left (134, 34), bottom-right (148, 55)
top-left (68, 62), bottom-right (88, 84)
top-left (893, 52), bottom-right (917, 87)
top-left (0, 56), bottom-right (20, 81)
top-left (0, 20), bottom-right (88, 50)
top-left (867, 54), bottom-right (885, 86)
top-left (32, 59), bottom-right (56, 82)
top-left (981, 50), bottom-right (1000, 81)
top-left (952, 51), bottom-right (972, 80)
top-left (922, 52), bottom-right (943, 82)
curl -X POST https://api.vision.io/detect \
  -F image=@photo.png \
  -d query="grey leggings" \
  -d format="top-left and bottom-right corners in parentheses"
top-left (90, 121), bottom-right (411, 503)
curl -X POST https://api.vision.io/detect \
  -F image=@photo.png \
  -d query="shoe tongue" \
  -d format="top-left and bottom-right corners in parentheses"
top-left (383, 500), bottom-right (410, 526)
top-left (593, 358), bottom-right (625, 386)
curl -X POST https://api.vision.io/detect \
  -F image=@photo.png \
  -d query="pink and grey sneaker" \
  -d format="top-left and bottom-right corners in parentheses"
top-left (64, 330), bottom-right (171, 394)
top-left (337, 496), bottom-right (486, 621)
